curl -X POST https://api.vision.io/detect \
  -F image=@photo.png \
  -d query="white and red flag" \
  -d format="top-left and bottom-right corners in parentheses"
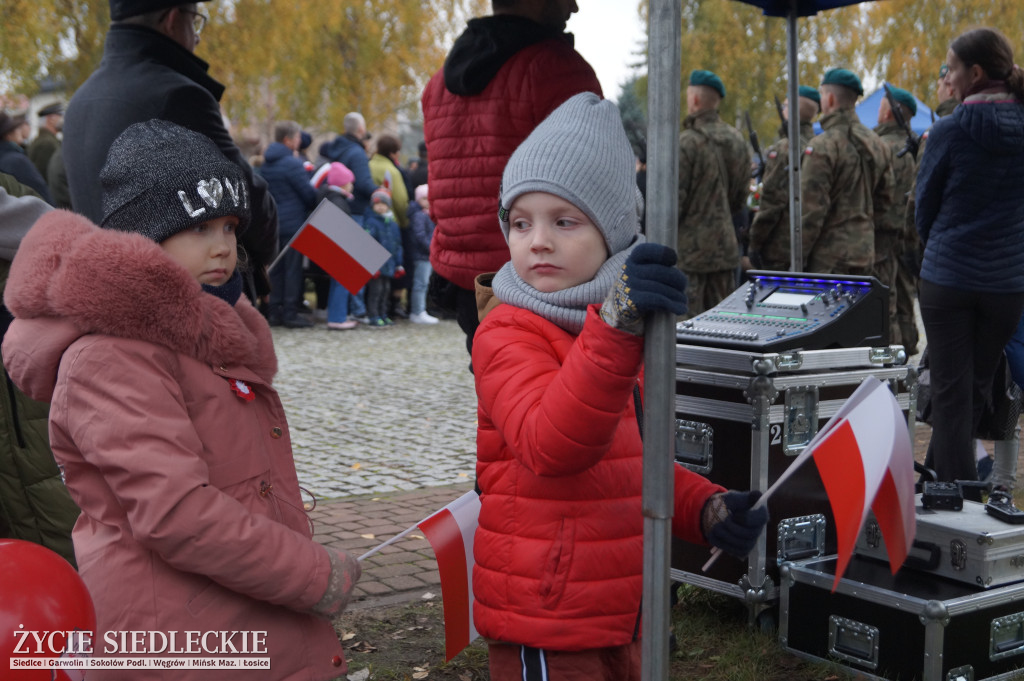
top-left (272, 199), bottom-right (391, 294)
top-left (778, 376), bottom-right (916, 590)
top-left (359, 490), bottom-right (481, 661)
top-left (703, 376), bottom-right (916, 587)
top-left (417, 490), bottom-right (481, 661)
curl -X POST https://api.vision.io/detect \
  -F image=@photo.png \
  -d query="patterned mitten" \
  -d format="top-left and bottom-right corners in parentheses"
top-left (310, 547), bottom-right (362, 618)
top-left (600, 243), bottom-right (688, 336)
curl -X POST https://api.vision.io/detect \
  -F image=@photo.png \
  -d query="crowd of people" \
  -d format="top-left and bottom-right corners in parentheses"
top-left (0, 0), bottom-right (1022, 678)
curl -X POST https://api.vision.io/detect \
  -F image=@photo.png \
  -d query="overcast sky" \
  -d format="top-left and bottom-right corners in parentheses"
top-left (567, 2), bottom-right (648, 101)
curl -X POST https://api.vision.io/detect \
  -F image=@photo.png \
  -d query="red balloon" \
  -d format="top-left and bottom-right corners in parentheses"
top-left (0, 539), bottom-right (95, 681)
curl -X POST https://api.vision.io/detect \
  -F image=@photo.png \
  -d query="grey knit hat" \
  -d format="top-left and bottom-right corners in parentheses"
top-left (100, 119), bottom-right (250, 242)
top-left (499, 92), bottom-right (643, 255)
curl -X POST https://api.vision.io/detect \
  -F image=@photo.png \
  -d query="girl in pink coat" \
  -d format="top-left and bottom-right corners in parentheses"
top-left (2, 120), bottom-right (360, 680)
top-left (472, 93), bottom-right (769, 681)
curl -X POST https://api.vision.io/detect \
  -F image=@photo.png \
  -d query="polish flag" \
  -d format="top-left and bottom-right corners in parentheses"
top-left (804, 377), bottom-right (915, 589)
top-left (752, 377), bottom-right (916, 591)
top-left (276, 199), bottom-right (391, 294)
top-left (418, 491), bottom-right (481, 661)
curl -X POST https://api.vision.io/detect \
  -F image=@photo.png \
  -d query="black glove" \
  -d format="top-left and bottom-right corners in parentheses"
top-left (703, 490), bottom-right (769, 559)
top-left (600, 243), bottom-right (688, 336)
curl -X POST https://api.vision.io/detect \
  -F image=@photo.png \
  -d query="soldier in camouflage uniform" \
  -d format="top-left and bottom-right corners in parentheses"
top-left (677, 69), bottom-right (751, 316)
top-left (873, 86), bottom-right (919, 346)
top-left (747, 86), bottom-right (819, 272)
top-left (800, 68), bottom-right (894, 276)
top-left (899, 66), bottom-right (958, 354)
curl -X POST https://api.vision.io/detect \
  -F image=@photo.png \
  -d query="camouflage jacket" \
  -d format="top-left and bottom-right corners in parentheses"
top-left (677, 109), bottom-right (751, 272)
top-left (800, 108), bottom-right (894, 273)
top-left (747, 121), bottom-right (815, 266)
top-left (873, 122), bottom-right (918, 263)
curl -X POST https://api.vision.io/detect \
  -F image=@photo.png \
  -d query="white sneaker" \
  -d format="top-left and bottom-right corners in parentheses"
top-left (410, 311), bottom-right (439, 324)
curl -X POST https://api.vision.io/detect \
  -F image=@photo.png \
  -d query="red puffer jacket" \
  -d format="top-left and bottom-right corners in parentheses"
top-left (472, 304), bottom-right (722, 651)
top-left (422, 29), bottom-right (601, 291)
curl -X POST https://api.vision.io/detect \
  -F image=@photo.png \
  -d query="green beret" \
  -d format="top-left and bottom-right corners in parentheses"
top-left (798, 85), bottom-right (821, 106)
top-left (38, 102), bottom-right (63, 117)
top-left (886, 86), bottom-right (917, 117)
top-left (689, 69), bottom-right (725, 99)
top-left (821, 68), bottom-right (864, 96)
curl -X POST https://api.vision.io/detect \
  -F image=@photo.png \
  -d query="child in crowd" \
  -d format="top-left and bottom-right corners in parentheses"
top-left (364, 186), bottom-right (404, 328)
top-left (312, 161), bottom-right (360, 330)
top-left (407, 183), bottom-right (438, 324)
top-left (472, 93), bottom-right (768, 680)
top-left (2, 120), bottom-right (360, 680)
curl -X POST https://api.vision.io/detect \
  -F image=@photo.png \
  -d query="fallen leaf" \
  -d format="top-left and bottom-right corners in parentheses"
top-left (352, 463), bottom-right (362, 470)
top-left (341, 632), bottom-right (356, 642)
top-left (421, 592), bottom-right (436, 600)
top-left (412, 673), bottom-right (428, 680)
top-left (410, 534), bottom-right (424, 539)
top-left (413, 667), bottom-right (427, 673)
top-left (346, 669), bottom-right (370, 681)
top-left (458, 472), bottom-right (468, 477)
top-left (349, 641), bottom-right (377, 653)
top-left (360, 534), bottom-right (376, 539)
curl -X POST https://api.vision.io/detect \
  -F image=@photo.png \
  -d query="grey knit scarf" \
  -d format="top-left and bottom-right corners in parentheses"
top-left (491, 238), bottom-right (643, 334)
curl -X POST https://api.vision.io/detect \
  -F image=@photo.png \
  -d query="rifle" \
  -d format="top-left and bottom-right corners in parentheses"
top-left (774, 94), bottom-right (786, 127)
top-left (883, 83), bottom-right (920, 160)
top-left (744, 110), bottom-right (765, 183)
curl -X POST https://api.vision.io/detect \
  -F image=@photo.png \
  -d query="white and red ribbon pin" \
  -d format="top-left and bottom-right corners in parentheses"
top-left (230, 379), bottom-right (255, 402)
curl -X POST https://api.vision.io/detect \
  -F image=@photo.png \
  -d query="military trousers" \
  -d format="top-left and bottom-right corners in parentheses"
top-left (683, 269), bottom-right (737, 318)
top-left (869, 257), bottom-right (900, 345)
top-left (894, 257), bottom-right (919, 355)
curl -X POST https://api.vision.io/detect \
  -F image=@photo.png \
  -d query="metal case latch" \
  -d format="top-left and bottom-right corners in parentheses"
top-left (674, 419), bottom-right (713, 475)
top-left (990, 612), bottom-right (1024, 661)
top-left (777, 514), bottom-right (826, 564)
top-left (828, 615), bottom-right (880, 670)
top-left (773, 351), bottom-right (802, 371)
top-left (946, 665), bottom-right (974, 681)
top-left (783, 386), bottom-right (819, 455)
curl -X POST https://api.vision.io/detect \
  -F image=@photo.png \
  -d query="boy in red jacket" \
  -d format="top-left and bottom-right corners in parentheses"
top-left (471, 92), bottom-right (768, 680)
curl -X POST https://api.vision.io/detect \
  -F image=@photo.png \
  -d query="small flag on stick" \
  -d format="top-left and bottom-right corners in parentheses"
top-left (358, 490), bottom-right (481, 661)
top-left (701, 377), bottom-right (915, 590)
top-left (271, 199), bottom-right (391, 294)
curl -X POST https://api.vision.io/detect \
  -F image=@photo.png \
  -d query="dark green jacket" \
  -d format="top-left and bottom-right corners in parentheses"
top-left (0, 175), bottom-right (78, 565)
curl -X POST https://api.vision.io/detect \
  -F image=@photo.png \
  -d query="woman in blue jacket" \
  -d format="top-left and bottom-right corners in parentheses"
top-left (916, 27), bottom-right (1024, 500)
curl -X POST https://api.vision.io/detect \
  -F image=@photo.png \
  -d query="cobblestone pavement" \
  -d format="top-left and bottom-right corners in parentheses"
top-left (270, 318), bottom-right (477, 500)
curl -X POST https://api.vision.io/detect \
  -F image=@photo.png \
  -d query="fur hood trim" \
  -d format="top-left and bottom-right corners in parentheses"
top-left (4, 210), bottom-right (276, 382)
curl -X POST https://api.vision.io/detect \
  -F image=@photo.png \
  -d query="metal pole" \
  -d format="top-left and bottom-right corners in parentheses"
top-left (786, 1), bottom-right (803, 272)
top-left (641, 0), bottom-right (680, 679)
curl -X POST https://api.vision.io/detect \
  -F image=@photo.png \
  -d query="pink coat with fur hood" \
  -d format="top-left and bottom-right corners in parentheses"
top-left (2, 211), bottom-right (346, 680)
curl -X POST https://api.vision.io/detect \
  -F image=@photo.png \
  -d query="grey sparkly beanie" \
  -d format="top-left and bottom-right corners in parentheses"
top-left (499, 92), bottom-right (643, 255)
top-left (100, 119), bottom-right (250, 242)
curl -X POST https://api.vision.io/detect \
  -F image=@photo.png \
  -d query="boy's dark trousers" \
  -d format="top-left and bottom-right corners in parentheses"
top-left (487, 641), bottom-right (641, 681)
top-left (365, 276), bottom-right (392, 321)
